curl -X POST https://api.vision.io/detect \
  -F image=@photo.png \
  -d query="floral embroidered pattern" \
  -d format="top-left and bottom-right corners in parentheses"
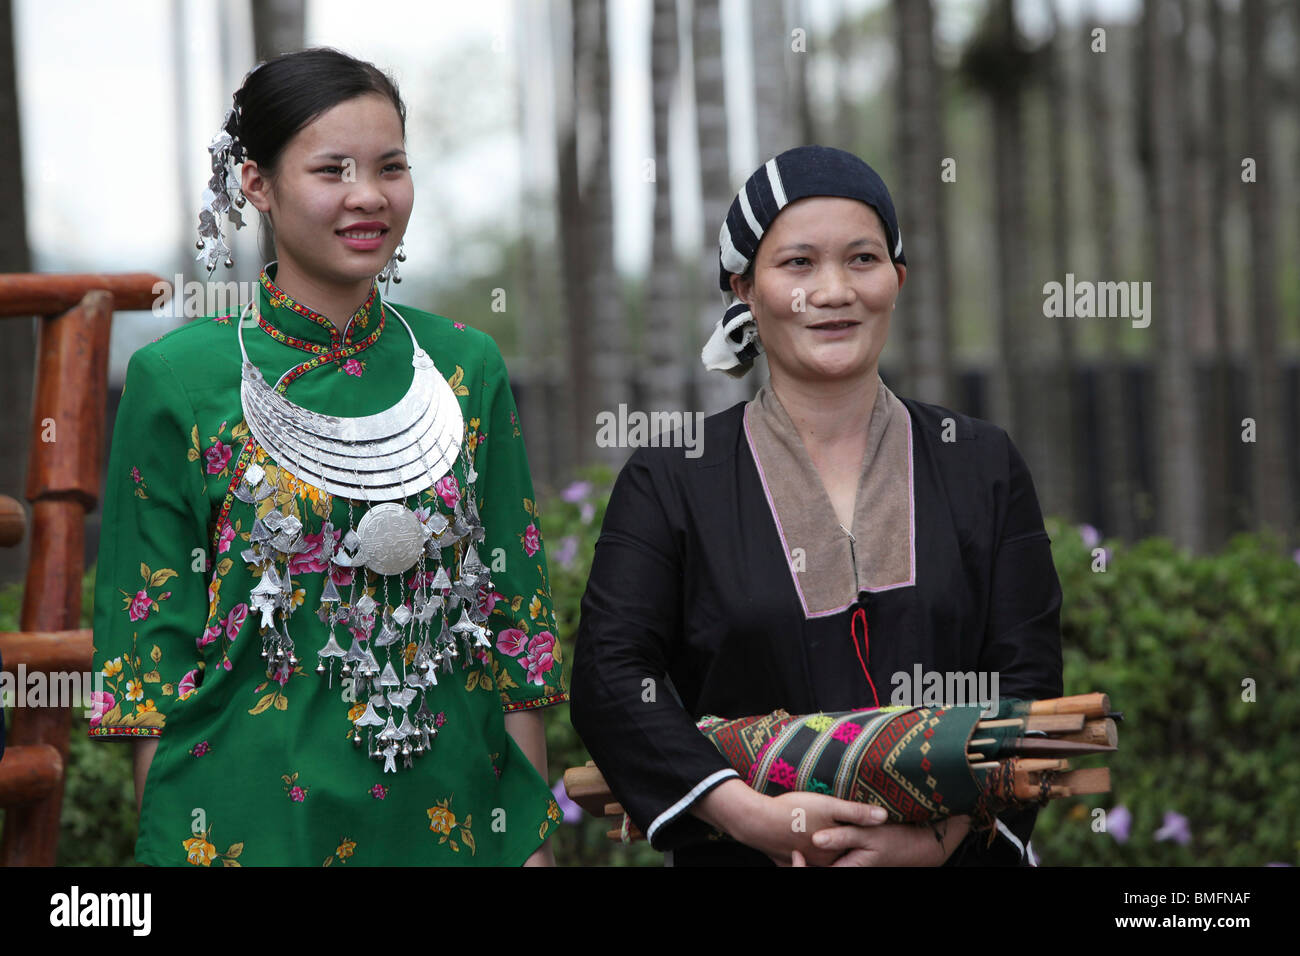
top-left (494, 628), bottom-right (555, 686)
top-left (831, 721), bottom-right (863, 744)
top-left (249, 660), bottom-right (304, 715)
top-left (192, 420), bottom-right (247, 479)
top-left (120, 563), bottom-right (177, 623)
top-left (466, 416), bottom-right (486, 454)
top-left (804, 714), bottom-right (834, 733)
top-left (446, 365), bottom-right (469, 396)
top-left (283, 771), bottom-right (309, 802)
top-left (428, 796), bottom-right (475, 855)
top-left (322, 838), bottom-right (357, 866)
top-left (189, 740), bottom-right (210, 757)
top-left (92, 631), bottom-right (174, 733)
top-left (260, 269), bottom-right (378, 349)
top-left (183, 826), bottom-right (243, 867)
top-left (768, 758), bottom-right (798, 790)
top-left (130, 465), bottom-right (149, 499)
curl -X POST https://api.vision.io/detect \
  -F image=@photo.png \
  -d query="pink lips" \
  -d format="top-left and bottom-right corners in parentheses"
top-left (336, 221), bottom-right (389, 252)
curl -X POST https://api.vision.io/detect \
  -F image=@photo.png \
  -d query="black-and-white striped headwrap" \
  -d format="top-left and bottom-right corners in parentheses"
top-left (702, 145), bottom-right (906, 376)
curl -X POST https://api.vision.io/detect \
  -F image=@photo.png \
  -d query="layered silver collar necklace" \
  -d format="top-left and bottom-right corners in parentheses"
top-left (234, 294), bottom-right (493, 773)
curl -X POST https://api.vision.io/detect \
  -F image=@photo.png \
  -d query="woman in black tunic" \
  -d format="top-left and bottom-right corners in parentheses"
top-left (570, 146), bottom-right (1063, 866)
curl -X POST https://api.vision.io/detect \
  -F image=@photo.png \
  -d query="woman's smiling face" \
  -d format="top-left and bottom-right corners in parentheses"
top-left (241, 92), bottom-right (413, 289)
top-left (731, 196), bottom-right (906, 385)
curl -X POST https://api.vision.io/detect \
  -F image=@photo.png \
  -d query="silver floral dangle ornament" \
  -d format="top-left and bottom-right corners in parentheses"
top-left (235, 298), bottom-right (497, 773)
top-left (196, 106), bottom-right (247, 274)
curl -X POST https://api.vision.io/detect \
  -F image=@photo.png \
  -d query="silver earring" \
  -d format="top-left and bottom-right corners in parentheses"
top-left (379, 241), bottom-right (406, 294)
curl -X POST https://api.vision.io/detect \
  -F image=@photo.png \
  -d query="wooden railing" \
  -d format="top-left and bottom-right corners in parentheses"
top-left (0, 273), bottom-right (163, 866)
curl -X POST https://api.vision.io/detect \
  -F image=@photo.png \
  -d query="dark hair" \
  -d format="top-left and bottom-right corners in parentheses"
top-left (227, 47), bottom-right (406, 174)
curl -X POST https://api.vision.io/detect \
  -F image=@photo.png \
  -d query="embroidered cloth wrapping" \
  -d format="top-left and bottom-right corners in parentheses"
top-left (697, 699), bottom-right (1039, 825)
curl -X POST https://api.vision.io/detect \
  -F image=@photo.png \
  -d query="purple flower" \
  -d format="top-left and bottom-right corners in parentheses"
top-left (1293, 549), bottom-right (1300, 567)
top-left (550, 779), bottom-right (583, 824)
top-left (1106, 805), bottom-right (1131, 844)
top-left (560, 480), bottom-right (593, 504)
top-left (580, 502), bottom-right (595, 525)
top-left (1078, 524), bottom-right (1101, 549)
top-left (1154, 810), bottom-right (1191, 846)
top-left (552, 535), bottom-right (579, 569)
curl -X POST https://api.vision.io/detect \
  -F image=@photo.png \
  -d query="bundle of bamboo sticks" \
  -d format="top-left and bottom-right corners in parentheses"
top-left (563, 693), bottom-right (1118, 844)
top-left (968, 692), bottom-right (1117, 803)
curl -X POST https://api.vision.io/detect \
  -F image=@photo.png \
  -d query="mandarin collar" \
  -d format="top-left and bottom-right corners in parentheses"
top-left (255, 264), bottom-right (384, 353)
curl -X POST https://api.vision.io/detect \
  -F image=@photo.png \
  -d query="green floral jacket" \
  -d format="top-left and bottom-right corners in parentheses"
top-left (89, 268), bottom-right (566, 866)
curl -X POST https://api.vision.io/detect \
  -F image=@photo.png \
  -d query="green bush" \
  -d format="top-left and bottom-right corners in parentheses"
top-left (1030, 519), bottom-right (1300, 866)
top-left (5, 482), bottom-right (1297, 866)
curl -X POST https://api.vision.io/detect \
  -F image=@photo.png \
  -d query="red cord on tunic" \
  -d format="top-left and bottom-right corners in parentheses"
top-left (850, 606), bottom-right (880, 708)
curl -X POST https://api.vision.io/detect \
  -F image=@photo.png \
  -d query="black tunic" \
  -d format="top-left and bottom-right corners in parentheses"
top-left (569, 396), bottom-right (1064, 866)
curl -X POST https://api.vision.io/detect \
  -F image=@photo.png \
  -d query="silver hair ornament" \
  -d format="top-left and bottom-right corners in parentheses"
top-left (196, 106), bottom-right (248, 274)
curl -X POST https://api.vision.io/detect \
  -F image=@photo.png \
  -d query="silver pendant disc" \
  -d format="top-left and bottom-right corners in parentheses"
top-left (356, 503), bottom-right (426, 575)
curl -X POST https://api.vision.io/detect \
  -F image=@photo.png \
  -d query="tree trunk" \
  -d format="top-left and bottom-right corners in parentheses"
top-left (1084, 0), bottom-right (1136, 543)
top-left (1240, 0), bottom-right (1292, 546)
top-left (893, 0), bottom-right (953, 408)
top-left (643, 0), bottom-right (685, 415)
top-left (752, 0), bottom-right (794, 162)
top-left (1196, 0), bottom-right (1233, 549)
top-left (584, 0), bottom-right (626, 466)
top-left (251, 0), bottom-right (305, 62)
top-left (557, 0), bottom-right (593, 467)
top-left (1037, 0), bottom-right (1077, 524)
top-left (694, 0), bottom-right (749, 413)
top-left (987, 0), bottom-right (1029, 445)
top-left (514, 0), bottom-right (555, 489)
top-left (1142, 0), bottom-right (1205, 553)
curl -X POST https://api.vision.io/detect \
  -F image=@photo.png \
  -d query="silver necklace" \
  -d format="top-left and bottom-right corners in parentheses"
top-left (237, 297), bottom-right (463, 575)
top-left (231, 294), bottom-right (492, 773)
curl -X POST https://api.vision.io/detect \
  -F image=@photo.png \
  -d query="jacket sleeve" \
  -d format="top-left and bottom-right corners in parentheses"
top-left (89, 347), bottom-right (212, 739)
top-left (949, 428), bottom-right (1064, 865)
top-left (570, 448), bottom-right (739, 850)
top-left (472, 336), bottom-right (567, 712)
